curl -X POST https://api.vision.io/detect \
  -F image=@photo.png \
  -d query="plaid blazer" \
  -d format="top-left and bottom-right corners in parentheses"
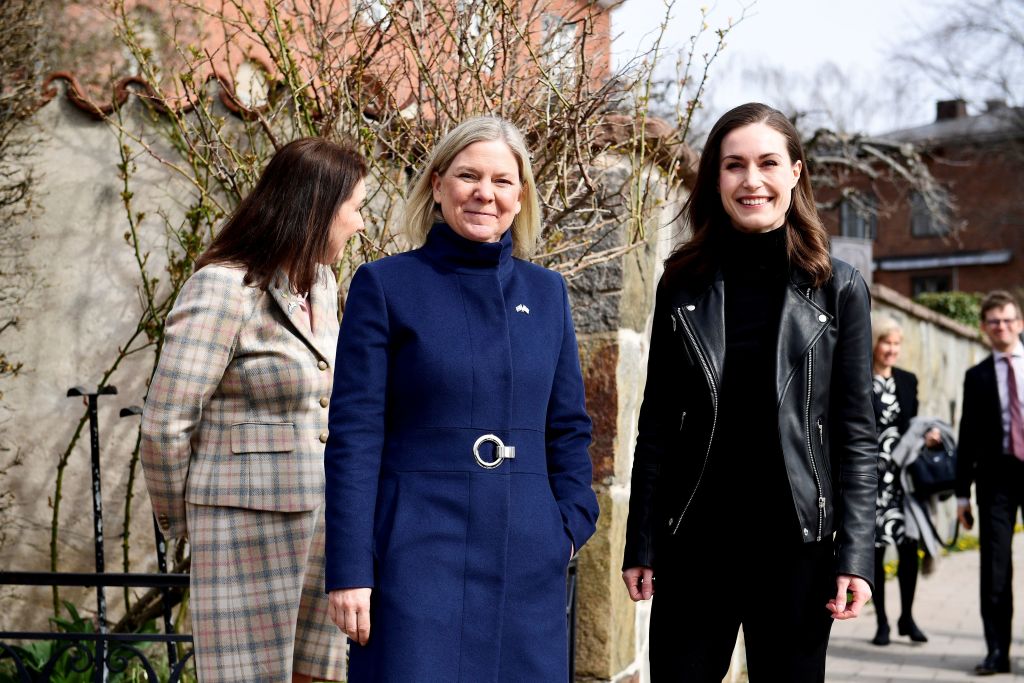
top-left (141, 263), bottom-right (339, 539)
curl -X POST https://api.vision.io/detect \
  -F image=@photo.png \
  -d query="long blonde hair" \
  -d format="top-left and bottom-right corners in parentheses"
top-left (403, 116), bottom-right (542, 259)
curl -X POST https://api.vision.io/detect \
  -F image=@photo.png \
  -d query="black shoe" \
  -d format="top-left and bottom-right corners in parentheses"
top-left (974, 652), bottom-right (1010, 675)
top-left (897, 616), bottom-right (928, 642)
top-left (871, 623), bottom-right (890, 646)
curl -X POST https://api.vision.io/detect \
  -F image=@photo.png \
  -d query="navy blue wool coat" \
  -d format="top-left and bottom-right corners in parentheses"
top-left (325, 223), bottom-right (599, 682)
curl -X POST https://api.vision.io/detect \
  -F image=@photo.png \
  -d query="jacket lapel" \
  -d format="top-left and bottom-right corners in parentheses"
top-left (775, 277), bottom-right (832, 407)
top-left (269, 270), bottom-right (332, 361)
top-left (675, 272), bottom-right (726, 389)
top-left (308, 274), bottom-right (338, 361)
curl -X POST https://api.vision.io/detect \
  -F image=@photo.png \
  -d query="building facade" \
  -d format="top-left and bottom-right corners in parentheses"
top-left (822, 99), bottom-right (1024, 299)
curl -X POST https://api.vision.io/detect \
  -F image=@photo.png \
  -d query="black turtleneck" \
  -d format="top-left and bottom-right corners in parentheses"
top-left (720, 225), bottom-right (789, 406)
top-left (695, 225), bottom-right (796, 544)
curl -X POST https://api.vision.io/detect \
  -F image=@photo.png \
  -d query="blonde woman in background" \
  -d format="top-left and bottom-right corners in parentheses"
top-left (870, 316), bottom-right (942, 646)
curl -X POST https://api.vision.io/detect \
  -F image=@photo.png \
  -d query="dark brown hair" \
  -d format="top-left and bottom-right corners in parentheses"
top-left (980, 290), bottom-right (1022, 321)
top-left (663, 102), bottom-right (832, 287)
top-left (196, 137), bottom-right (367, 294)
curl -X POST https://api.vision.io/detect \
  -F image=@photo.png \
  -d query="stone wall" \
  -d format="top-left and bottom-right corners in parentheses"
top-left (571, 176), bottom-right (683, 682)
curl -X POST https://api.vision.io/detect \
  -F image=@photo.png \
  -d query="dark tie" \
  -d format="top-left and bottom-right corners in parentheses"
top-left (1005, 356), bottom-right (1024, 461)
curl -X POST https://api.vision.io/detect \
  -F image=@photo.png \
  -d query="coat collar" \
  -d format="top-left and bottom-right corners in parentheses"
top-left (775, 280), bottom-right (832, 406)
top-left (268, 266), bottom-right (335, 361)
top-left (671, 266), bottom-right (831, 406)
top-left (421, 222), bottom-right (515, 281)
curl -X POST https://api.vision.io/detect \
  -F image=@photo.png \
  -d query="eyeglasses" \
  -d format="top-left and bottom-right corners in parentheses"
top-left (984, 318), bottom-right (1020, 327)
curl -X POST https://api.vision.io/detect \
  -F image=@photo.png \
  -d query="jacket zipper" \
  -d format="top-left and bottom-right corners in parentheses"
top-left (804, 288), bottom-right (825, 541)
top-left (817, 418), bottom-right (823, 446)
top-left (679, 410), bottom-right (687, 431)
top-left (671, 307), bottom-right (718, 535)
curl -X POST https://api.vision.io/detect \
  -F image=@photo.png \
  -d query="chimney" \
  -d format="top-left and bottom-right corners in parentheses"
top-left (936, 99), bottom-right (968, 121)
top-left (986, 98), bottom-right (1008, 112)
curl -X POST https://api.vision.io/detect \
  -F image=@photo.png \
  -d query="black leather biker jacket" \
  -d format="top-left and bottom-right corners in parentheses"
top-left (622, 259), bottom-right (878, 586)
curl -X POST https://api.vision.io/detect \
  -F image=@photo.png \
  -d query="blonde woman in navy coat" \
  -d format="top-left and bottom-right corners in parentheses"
top-left (324, 116), bottom-right (600, 681)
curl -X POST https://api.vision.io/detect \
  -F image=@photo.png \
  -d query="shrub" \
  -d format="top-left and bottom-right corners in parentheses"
top-left (914, 291), bottom-right (982, 328)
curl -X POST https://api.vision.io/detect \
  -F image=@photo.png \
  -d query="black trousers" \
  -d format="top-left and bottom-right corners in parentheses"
top-left (649, 537), bottom-right (836, 682)
top-left (978, 454), bottom-right (1024, 658)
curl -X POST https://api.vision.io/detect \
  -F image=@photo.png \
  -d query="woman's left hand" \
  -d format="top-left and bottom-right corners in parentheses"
top-left (827, 575), bottom-right (871, 620)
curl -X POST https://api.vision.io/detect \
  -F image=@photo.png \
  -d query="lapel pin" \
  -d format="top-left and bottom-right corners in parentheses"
top-left (515, 304), bottom-right (530, 315)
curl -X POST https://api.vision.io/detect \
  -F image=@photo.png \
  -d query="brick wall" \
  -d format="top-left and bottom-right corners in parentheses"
top-left (820, 131), bottom-right (1024, 299)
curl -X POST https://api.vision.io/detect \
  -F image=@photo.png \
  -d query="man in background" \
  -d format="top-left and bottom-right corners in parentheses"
top-left (956, 290), bottom-right (1024, 676)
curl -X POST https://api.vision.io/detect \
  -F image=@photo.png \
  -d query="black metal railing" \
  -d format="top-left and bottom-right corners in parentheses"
top-left (0, 572), bottom-right (193, 682)
top-left (0, 386), bottom-right (194, 682)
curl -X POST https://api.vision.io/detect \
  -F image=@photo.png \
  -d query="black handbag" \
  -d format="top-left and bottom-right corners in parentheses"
top-left (907, 444), bottom-right (958, 500)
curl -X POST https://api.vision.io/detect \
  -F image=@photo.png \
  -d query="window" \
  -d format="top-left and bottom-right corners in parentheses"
top-left (353, 0), bottom-right (390, 28)
top-left (233, 61), bottom-right (269, 109)
top-left (838, 193), bottom-right (877, 240)
top-left (911, 274), bottom-right (951, 297)
top-left (542, 14), bottom-right (578, 86)
top-left (910, 190), bottom-right (951, 237)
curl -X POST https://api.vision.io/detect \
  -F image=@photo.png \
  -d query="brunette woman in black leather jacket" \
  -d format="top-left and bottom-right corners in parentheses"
top-left (621, 103), bottom-right (878, 682)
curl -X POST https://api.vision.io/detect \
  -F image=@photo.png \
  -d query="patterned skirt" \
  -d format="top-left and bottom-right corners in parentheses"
top-left (186, 503), bottom-right (346, 682)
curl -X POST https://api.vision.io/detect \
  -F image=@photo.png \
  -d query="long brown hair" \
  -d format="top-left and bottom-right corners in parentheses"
top-left (664, 102), bottom-right (832, 287)
top-left (196, 137), bottom-right (367, 293)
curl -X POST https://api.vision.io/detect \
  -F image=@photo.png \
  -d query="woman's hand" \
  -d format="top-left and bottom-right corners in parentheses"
top-left (827, 575), bottom-right (871, 620)
top-left (329, 588), bottom-right (372, 645)
top-left (923, 427), bottom-right (942, 449)
top-left (622, 566), bottom-right (655, 602)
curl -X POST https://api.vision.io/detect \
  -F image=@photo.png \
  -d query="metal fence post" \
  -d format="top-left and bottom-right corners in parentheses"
top-left (67, 384), bottom-right (117, 683)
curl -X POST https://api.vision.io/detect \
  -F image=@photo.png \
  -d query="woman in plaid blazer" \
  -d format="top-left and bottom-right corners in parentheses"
top-left (141, 138), bottom-right (366, 682)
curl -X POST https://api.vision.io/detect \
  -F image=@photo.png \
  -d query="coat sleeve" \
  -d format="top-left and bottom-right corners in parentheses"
top-left (955, 369), bottom-right (980, 499)
top-left (828, 269), bottom-right (879, 587)
top-left (545, 277), bottom-right (599, 556)
top-left (622, 283), bottom-right (681, 570)
top-left (140, 266), bottom-right (248, 540)
top-left (325, 265), bottom-right (390, 591)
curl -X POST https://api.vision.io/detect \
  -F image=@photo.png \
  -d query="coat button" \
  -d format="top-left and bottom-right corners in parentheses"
top-left (686, 305), bottom-right (696, 311)
top-left (320, 397), bottom-right (329, 408)
top-left (319, 432), bottom-right (329, 443)
top-left (318, 360), bottom-right (328, 371)
top-left (818, 314), bottom-right (828, 323)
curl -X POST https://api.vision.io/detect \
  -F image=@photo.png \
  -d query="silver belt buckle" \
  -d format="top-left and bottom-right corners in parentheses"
top-left (473, 434), bottom-right (515, 469)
